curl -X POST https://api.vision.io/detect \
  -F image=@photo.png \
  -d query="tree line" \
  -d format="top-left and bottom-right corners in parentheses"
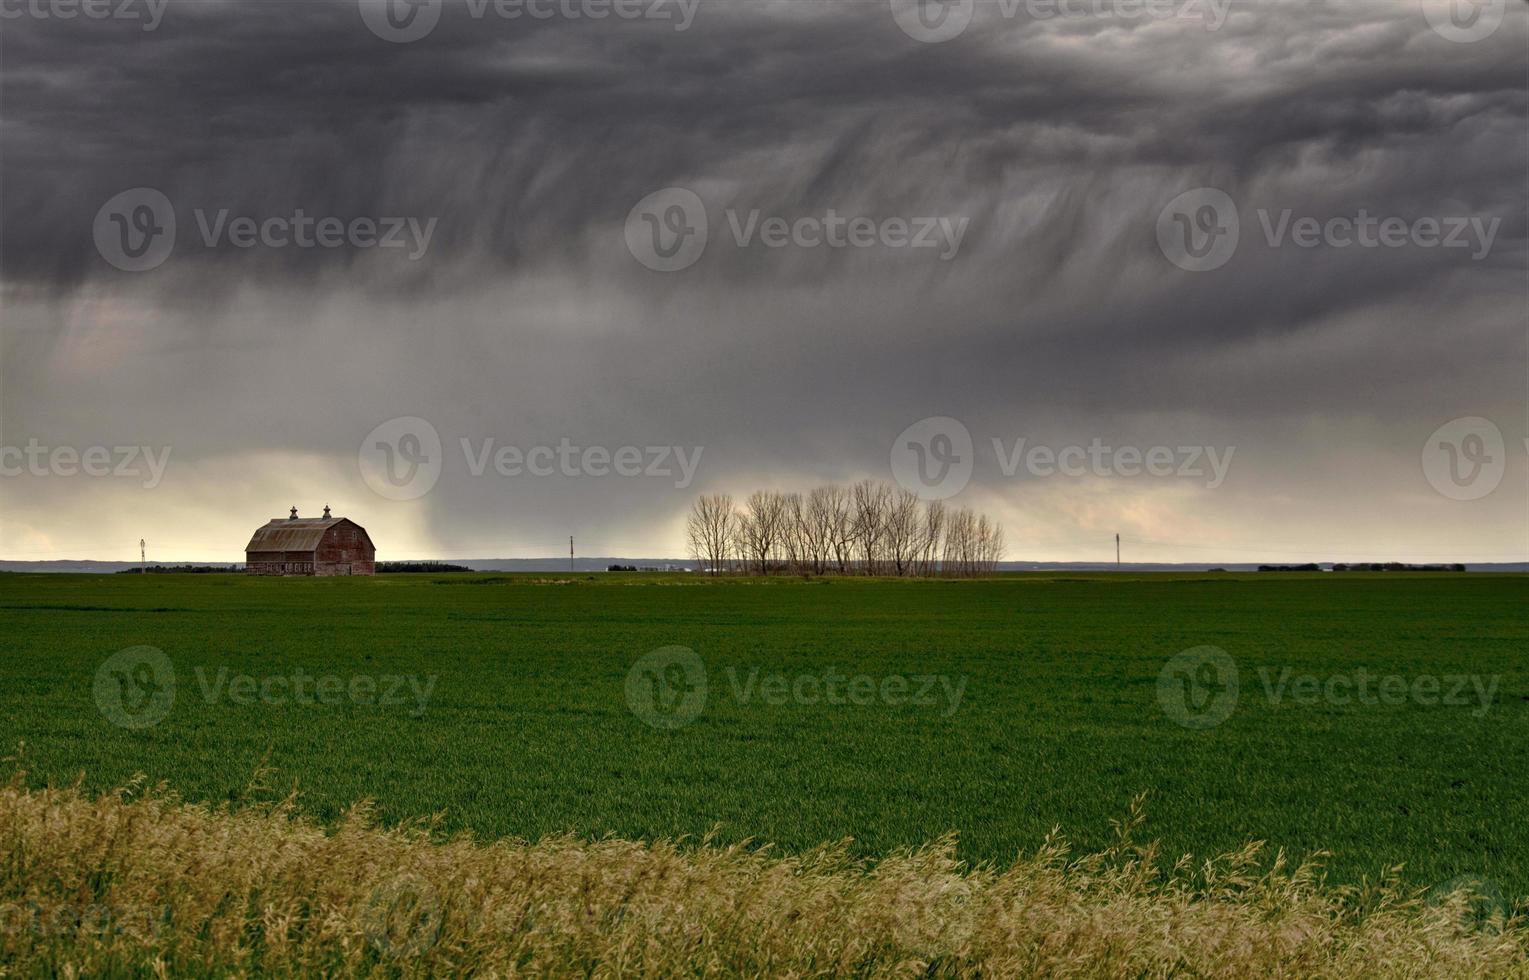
top-left (686, 481), bottom-right (1004, 577)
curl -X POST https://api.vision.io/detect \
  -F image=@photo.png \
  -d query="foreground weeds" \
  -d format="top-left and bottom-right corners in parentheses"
top-left (0, 773), bottom-right (1523, 978)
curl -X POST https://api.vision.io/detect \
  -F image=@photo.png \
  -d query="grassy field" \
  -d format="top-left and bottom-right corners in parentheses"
top-left (1, 570), bottom-right (1525, 902)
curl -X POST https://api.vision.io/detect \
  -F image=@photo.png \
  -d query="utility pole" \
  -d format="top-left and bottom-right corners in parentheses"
top-left (569, 535), bottom-right (575, 573)
top-left (1115, 533), bottom-right (1120, 567)
top-left (140, 538), bottom-right (146, 574)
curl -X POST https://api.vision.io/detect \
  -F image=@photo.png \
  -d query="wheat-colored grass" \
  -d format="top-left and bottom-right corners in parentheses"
top-left (0, 770), bottom-right (1523, 978)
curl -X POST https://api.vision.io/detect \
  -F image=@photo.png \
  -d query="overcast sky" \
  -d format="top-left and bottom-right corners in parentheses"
top-left (1, 0), bottom-right (1525, 563)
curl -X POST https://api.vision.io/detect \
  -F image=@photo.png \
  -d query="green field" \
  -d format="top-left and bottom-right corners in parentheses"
top-left (2, 572), bottom-right (1525, 897)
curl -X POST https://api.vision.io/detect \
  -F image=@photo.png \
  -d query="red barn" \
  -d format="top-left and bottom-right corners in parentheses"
top-left (244, 506), bottom-right (376, 576)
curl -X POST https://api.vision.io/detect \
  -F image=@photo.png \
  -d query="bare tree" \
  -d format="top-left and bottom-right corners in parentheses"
top-left (688, 483), bottom-right (1002, 578)
top-left (780, 492), bottom-right (807, 573)
top-left (803, 486), bottom-right (840, 575)
top-left (827, 486), bottom-right (852, 574)
top-left (849, 480), bottom-right (890, 575)
top-left (976, 515), bottom-right (1005, 574)
top-left (738, 490), bottom-right (788, 574)
top-left (686, 494), bottom-right (735, 575)
top-left (883, 489), bottom-right (922, 576)
top-left (943, 506), bottom-right (974, 576)
top-left (915, 500), bottom-right (946, 577)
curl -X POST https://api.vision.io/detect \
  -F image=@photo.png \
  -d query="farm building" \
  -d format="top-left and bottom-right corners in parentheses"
top-left (244, 506), bottom-right (376, 576)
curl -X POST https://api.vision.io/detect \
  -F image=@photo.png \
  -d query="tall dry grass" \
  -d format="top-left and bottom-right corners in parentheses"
top-left (0, 770), bottom-right (1524, 978)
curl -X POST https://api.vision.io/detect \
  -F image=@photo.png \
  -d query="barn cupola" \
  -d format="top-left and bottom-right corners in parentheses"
top-left (323, 504), bottom-right (332, 518)
top-left (289, 506), bottom-right (298, 519)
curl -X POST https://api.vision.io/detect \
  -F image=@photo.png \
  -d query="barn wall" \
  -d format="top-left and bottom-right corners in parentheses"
top-left (314, 524), bottom-right (376, 576)
top-left (245, 551), bottom-right (316, 576)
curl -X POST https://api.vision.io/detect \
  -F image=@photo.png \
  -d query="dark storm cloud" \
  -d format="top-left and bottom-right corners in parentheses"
top-left (0, 0), bottom-right (1524, 559)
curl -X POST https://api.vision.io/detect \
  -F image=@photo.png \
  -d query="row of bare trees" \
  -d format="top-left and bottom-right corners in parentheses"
top-left (686, 482), bottom-right (1004, 577)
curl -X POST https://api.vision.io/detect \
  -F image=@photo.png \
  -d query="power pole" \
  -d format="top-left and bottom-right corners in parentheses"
top-left (569, 535), bottom-right (575, 573)
top-left (1115, 533), bottom-right (1120, 567)
top-left (140, 538), bottom-right (147, 574)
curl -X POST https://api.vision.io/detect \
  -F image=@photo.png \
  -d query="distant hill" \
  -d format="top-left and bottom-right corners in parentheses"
top-left (2, 559), bottom-right (1525, 574)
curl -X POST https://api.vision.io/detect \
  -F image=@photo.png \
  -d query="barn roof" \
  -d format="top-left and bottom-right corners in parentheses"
top-left (245, 517), bottom-right (368, 553)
